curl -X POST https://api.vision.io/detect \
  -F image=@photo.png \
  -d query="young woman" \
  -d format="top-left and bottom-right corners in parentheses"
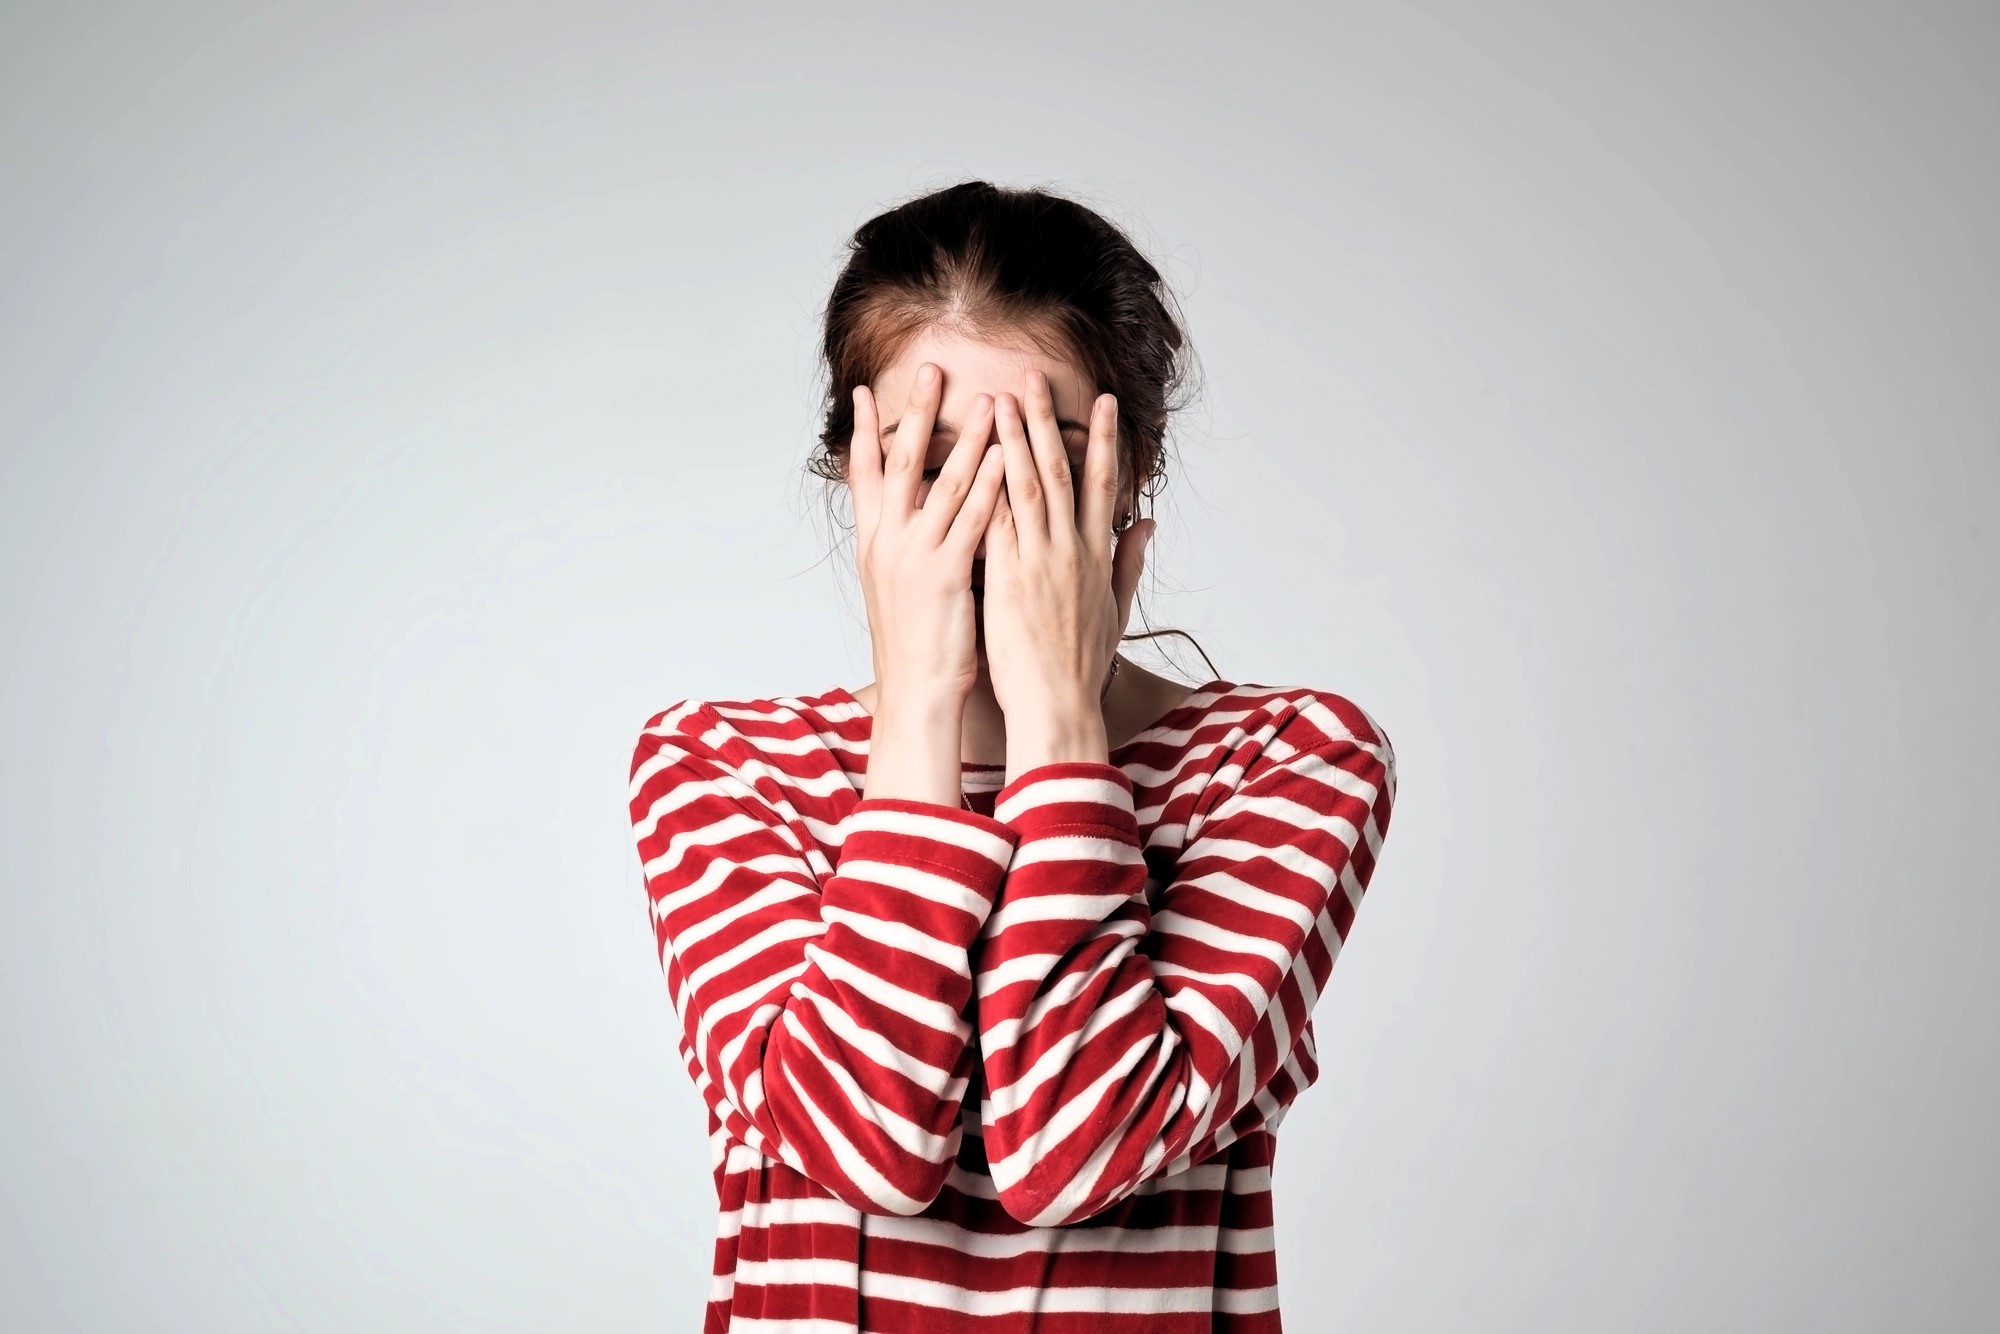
top-left (628, 180), bottom-right (1397, 1333)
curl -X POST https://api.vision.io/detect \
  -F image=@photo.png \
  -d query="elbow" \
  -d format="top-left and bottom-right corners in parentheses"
top-left (837, 1147), bottom-right (955, 1219)
top-left (844, 1160), bottom-right (952, 1224)
top-left (994, 1171), bottom-right (1104, 1228)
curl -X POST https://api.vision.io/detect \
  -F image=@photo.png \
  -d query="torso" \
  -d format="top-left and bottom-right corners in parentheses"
top-left (629, 673), bottom-right (1396, 1332)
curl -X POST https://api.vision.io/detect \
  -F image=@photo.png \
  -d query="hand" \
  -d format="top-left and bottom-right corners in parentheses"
top-left (850, 365), bottom-right (1007, 708)
top-left (979, 370), bottom-right (1156, 769)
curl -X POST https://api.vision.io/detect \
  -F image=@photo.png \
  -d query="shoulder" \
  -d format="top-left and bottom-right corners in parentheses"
top-left (1202, 680), bottom-right (1394, 759)
top-left (1196, 681), bottom-right (1397, 809)
top-left (629, 691), bottom-right (842, 783)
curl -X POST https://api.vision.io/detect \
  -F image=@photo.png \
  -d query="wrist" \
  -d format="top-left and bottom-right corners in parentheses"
top-left (1004, 709), bottom-right (1110, 784)
top-left (864, 692), bottom-right (966, 807)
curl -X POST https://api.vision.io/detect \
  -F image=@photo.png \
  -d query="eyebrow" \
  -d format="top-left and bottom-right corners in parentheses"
top-left (881, 417), bottom-right (1091, 441)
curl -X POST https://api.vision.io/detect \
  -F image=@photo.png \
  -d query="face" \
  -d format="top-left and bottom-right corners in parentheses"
top-left (865, 327), bottom-right (1115, 565)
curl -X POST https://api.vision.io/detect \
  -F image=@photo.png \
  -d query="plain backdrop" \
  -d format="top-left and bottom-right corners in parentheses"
top-left (4, 2), bottom-right (1996, 1330)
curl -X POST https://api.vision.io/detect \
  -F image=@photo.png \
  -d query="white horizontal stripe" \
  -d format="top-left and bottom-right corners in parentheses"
top-left (648, 840), bottom-right (808, 921)
top-left (1214, 1284), bottom-right (1282, 1313)
top-left (1149, 907), bottom-right (1294, 973)
top-left (668, 879), bottom-right (816, 953)
top-left (1169, 858), bottom-right (1331, 929)
top-left (777, 1008), bottom-right (953, 1161)
top-left (1226, 1164), bottom-right (1272, 1193)
top-left (715, 1003), bottom-right (791, 1112)
top-left (1220, 1224), bottom-right (1276, 1254)
top-left (942, 1159), bottom-right (1000, 1199)
top-left (983, 890), bottom-right (1134, 932)
top-left (983, 975), bottom-right (1156, 1113)
top-left (637, 698), bottom-right (707, 734)
top-left (994, 772), bottom-right (1131, 824)
top-left (1148, 958), bottom-right (1261, 1007)
top-left (685, 916), bottom-right (824, 995)
top-left (861, 1212), bottom-right (1232, 1258)
top-left (715, 1190), bottom-right (859, 1238)
top-left (819, 903), bottom-right (971, 975)
top-left (641, 808), bottom-right (786, 889)
top-left (774, 1062), bottom-right (928, 1215)
top-left (630, 760), bottom-right (712, 840)
top-left (973, 950), bottom-right (1062, 998)
top-left (1158, 980), bottom-right (1248, 1068)
top-left (1005, 830), bottom-right (1142, 870)
top-left (855, 1270), bottom-right (1214, 1315)
top-left (635, 759), bottom-right (818, 862)
top-left (834, 856), bottom-right (992, 918)
top-left (710, 743), bottom-right (865, 811)
top-left (732, 1256), bottom-right (859, 1288)
top-left (698, 965), bottom-right (804, 1062)
top-left (1049, 1042), bottom-right (1178, 1218)
top-left (789, 980), bottom-right (965, 1094)
top-left (986, 1030), bottom-right (1163, 1205)
top-left (925, 1155), bottom-right (1232, 1200)
top-left (842, 805), bottom-right (1016, 864)
top-left (805, 943), bottom-right (964, 1038)
top-left (979, 949), bottom-right (1133, 1053)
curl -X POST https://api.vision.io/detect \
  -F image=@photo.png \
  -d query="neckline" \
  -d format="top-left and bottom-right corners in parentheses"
top-left (820, 677), bottom-right (1236, 769)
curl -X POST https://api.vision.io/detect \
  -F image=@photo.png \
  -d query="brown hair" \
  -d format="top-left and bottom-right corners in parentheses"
top-left (805, 179), bottom-right (1219, 680)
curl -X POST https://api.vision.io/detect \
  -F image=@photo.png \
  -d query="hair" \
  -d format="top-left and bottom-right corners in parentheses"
top-left (804, 179), bottom-right (1219, 682)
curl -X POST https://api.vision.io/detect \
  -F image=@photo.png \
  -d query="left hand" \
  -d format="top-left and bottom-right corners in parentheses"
top-left (979, 370), bottom-right (1157, 745)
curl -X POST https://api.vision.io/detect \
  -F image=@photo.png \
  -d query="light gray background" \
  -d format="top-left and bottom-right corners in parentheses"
top-left (4, 2), bottom-right (1995, 1330)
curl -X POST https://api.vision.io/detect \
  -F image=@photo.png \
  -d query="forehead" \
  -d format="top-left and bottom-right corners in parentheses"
top-left (872, 327), bottom-right (1095, 417)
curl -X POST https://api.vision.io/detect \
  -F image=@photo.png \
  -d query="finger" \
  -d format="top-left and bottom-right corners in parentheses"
top-left (916, 393), bottom-right (995, 544)
top-left (986, 476), bottom-right (1019, 565)
top-left (882, 362), bottom-right (941, 521)
top-left (849, 384), bottom-right (882, 543)
top-left (1076, 392), bottom-right (1119, 568)
top-left (945, 438), bottom-right (1006, 554)
top-left (994, 391), bottom-right (1045, 549)
top-left (1023, 370), bottom-right (1076, 544)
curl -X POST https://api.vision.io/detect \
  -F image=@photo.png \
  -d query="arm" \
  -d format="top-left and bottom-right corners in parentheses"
top-left (629, 701), bottom-right (1019, 1215)
top-left (971, 703), bottom-right (1396, 1225)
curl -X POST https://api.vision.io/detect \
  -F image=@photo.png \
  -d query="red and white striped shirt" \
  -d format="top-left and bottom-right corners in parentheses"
top-left (628, 678), bottom-right (1397, 1332)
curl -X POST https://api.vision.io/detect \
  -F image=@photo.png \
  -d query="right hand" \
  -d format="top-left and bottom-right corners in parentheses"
top-left (850, 363), bottom-right (1007, 706)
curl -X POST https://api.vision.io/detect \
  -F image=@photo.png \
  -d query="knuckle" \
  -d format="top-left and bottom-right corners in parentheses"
top-left (929, 476), bottom-right (967, 511)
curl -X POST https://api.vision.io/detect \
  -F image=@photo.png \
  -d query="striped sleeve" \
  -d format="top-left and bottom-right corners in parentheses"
top-left (971, 701), bottom-right (1396, 1226)
top-left (628, 702), bottom-right (1021, 1216)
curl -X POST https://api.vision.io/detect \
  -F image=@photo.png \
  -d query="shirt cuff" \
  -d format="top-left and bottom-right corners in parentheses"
top-left (992, 761), bottom-right (1140, 842)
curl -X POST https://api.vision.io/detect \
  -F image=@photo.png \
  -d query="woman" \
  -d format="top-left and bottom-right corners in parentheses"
top-left (628, 180), bottom-right (1397, 1332)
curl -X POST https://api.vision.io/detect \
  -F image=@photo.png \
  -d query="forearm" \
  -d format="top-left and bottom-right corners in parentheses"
top-left (974, 735), bottom-right (1393, 1226)
top-left (633, 714), bottom-right (1020, 1214)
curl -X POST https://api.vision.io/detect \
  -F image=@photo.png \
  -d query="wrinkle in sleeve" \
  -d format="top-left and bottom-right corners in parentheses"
top-left (629, 703), bottom-right (1020, 1215)
top-left (970, 721), bottom-right (1396, 1226)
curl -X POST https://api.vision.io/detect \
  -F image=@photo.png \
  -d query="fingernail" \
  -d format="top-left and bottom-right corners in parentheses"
top-left (919, 364), bottom-right (937, 387)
